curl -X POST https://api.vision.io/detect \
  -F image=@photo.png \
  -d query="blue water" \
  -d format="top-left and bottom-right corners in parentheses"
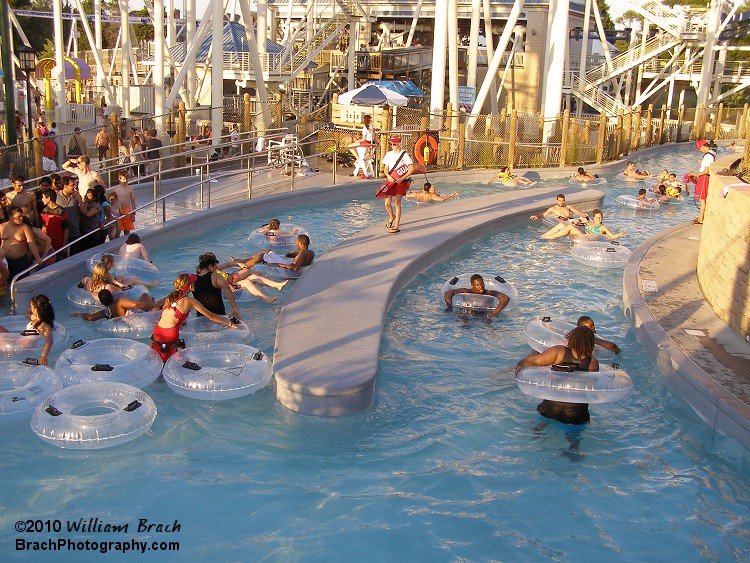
top-left (1, 145), bottom-right (748, 560)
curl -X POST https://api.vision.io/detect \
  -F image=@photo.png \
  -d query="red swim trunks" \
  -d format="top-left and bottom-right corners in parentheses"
top-left (694, 175), bottom-right (709, 200)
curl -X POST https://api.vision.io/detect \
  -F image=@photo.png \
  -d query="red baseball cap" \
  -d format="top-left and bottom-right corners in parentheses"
top-left (389, 136), bottom-right (402, 143)
top-left (696, 139), bottom-right (709, 149)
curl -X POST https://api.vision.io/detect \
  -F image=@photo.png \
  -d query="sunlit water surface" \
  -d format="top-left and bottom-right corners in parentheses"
top-left (1, 145), bottom-right (748, 560)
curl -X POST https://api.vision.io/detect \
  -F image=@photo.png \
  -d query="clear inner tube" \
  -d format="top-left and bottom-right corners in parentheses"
top-left (0, 360), bottom-right (63, 423)
top-left (162, 343), bottom-right (272, 400)
top-left (31, 382), bottom-right (157, 449)
top-left (516, 365), bottom-right (633, 403)
top-left (0, 315), bottom-right (69, 359)
top-left (55, 338), bottom-right (162, 388)
top-left (522, 316), bottom-right (616, 361)
top-left (441, 273), bottom-right (519, 312)
top-left (87, 253), bottom-right (160, 287)
top-left (570, 241), bottom-right (631, 269)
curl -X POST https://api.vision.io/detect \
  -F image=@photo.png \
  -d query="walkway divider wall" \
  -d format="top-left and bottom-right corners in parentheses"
top-left (272, 186), bottom-right (605, 415)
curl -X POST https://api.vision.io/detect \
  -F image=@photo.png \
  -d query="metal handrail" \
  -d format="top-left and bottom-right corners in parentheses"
top-left (8, 134), bottom-right (339, 311)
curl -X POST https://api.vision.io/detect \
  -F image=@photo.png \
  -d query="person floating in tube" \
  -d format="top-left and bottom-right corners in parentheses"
top-left (443, 274), bottom-right (510, 316)
top-left (150, 273), bottom-right (238, 363)
top-left (515, 325), bottom-right (598, 425)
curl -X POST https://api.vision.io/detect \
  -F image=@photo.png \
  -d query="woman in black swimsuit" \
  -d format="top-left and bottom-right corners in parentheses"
top-left (515, 326), bottom-right (599, 424)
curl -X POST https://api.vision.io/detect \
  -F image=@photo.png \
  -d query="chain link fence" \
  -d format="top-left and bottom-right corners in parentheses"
top-left (310, 102), bottom-right (750, 172)
top-left (3, 99), bottom-right (749, 186)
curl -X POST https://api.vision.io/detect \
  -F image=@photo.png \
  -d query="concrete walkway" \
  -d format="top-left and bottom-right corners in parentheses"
top-left (623, 223), bottom-right (750, 450)
top-left (273, 186), bottom-right (606, 415)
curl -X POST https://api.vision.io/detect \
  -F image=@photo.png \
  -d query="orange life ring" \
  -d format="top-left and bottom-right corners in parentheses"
top-left (414, 134), bottom-right (438, 165)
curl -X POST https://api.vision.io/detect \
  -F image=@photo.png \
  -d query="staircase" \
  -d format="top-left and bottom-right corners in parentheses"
top-left (570, 74), bottom-right (628, 116)
top-left (629, 1), bottom-right (708, 39)
top-left (273, 0), bottom-right (365, 81)
top-left (585, 32), bottom-right (681, 87)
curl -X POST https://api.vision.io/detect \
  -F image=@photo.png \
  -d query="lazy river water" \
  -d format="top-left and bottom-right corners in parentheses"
top-left (1, 144), bottom-right (747, 560)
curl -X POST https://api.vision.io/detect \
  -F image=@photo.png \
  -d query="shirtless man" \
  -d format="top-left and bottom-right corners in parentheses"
top-left (7, 175), bottom-right (38, 227)
top-left (572, 167), bottom-right (598, 182)
top-left (62, 155), bottom-right (104, 198)
top-left (405, 182), bottom-right (459, 203)
top-left (231, 234), bottom-right (315, 273)
top-left (573, 316), bottom-right (621, 355)
top-left (623, 161), bottom-right (654, 180)
top-left (71, 288), bottom-right (155, 321)
top-left (529, 194), bottom-right (589, 222)
top-left (95, 124), bottom-right (111, 163)
top-left (443, 274), bottom-right (510, 316)
top-left (0, 206), bottom-right (44, 280)
top-left (111, 169), bottom-right (136, 235)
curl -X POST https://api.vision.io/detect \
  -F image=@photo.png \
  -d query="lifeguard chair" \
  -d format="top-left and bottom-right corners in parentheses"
top-left (352, 143), bottom-right (375, 178)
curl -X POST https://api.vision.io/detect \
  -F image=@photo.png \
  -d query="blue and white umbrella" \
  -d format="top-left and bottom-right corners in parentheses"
top-left (337, 83), bottom-right (409, 107)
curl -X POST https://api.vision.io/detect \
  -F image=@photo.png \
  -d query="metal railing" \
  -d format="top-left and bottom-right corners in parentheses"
top-left (8, 132), bottom-right (343, 311)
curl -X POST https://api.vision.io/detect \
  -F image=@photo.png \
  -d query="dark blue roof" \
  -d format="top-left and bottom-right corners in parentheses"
top-left (368, 80), bottom-right (424, 98)
top-left (170, 20), bottom-right (284, 63)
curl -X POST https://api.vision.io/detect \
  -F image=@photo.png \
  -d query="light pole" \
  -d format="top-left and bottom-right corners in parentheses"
top-left (16, 45), bottom-right (37, 140)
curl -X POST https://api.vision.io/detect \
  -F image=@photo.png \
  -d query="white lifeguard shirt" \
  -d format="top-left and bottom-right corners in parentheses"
top-left (699, 150), bottom-right (716, 173)
top-left (382, 149), bottom-right (413, 172)
top-left (361, 124), bottom-right (373, 143)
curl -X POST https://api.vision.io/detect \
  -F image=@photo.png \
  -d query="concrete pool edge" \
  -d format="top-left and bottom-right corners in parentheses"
top-left (623, 223), bottom-right (750, 451)
top-left (273, 187), bottom-right (606, 416)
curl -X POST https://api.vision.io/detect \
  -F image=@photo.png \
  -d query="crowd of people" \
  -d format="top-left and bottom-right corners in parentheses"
top-left (0, 165), bottom-right (137, 291)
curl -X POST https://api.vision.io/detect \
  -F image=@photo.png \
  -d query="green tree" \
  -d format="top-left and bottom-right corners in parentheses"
top-left (597, 0), bottom-right (615, 30)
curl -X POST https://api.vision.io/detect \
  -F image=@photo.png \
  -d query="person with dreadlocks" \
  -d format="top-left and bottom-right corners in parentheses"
top-left (150, 273), bottom-right (237, 362)
top-left (515, 325), bottom-right (599, 425)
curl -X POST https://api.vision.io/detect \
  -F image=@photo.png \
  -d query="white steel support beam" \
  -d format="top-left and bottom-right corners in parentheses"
top-left (211, 0), bottom-right (224, 146)
top-left (467, 0), bottom-right (480, 90)
top-left (696, 0), bottom-right (721, 110)
top-left (576, 0), bottom-right (592, 117)
top-left (118, 0), bottom-right (130, 115)
top-left (72, 0), bottom-right (116, 103)
top-left (482, 0), bottom-right (499, 116)
top-left (153, 0), bottom-right (165, 124)
top-left (430, 0), bottom-right (448, 126)
top-left (467, 0), bottom-right (524, 133)
top-left (187, 0), bottom-right (197, 109)
top-left (53, 0), bottom-right (66, 113)
top-left (448, 0), bottom-right (459, 134)
top-left (238, 0), bottom-right (272, 131)
top-left (405, 0), bottom-right (423, 48)
top-left (94, 0), bottom-right (102, 90)
top-left (257, 0), bottom-right (268, 57)
top-left (164, 3), bottom-right (213, 109)
top-left (167, 0), bottom-right (175, 48)
top-left (543, 0), bottom-right (569, 127)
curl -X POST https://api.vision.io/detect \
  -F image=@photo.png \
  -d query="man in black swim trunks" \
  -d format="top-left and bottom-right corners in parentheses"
top-left (0, 206), bottom-right (44, 281)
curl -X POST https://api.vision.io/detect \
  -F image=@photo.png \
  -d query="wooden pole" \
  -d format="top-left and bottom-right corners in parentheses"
top-left (559, 109), bottom-right (570, 167)
top-left (508, 108), bottom-right (518, 167)
top-left (658, 104), bottom-right (667, 145)
top-left (596, 111), bottom-right (606, 164)
top-left (644, 104), bottom-right (653, 146)
top-left (716, 103), bottom-right (724, 140)
top-left (457, 121), bottom-right (466, 169)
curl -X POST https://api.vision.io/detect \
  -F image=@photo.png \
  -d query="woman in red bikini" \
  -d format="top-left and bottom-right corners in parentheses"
top-left (151, 273), bottom-right (237, 362)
